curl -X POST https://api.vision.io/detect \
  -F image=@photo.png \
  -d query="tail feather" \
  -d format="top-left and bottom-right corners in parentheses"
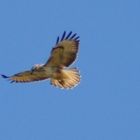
top-left (51, 68), bottom-right (80, 89)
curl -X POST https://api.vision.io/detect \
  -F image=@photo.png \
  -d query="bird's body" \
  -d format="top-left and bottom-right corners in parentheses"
top-left (1, 31), bottom-right (80, 89)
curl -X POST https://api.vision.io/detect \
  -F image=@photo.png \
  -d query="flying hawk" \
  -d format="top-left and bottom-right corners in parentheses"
top-left (1, 31), bottom-right (80, 89)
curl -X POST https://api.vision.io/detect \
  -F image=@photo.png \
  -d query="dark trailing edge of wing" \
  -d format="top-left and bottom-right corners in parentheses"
top-left (55, 31), bottom-right (80, 45)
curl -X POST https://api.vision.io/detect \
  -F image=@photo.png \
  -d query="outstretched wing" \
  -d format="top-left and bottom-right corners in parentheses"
top-left (1, 69), bottom-right (48, 83)
top-left (45, 31), bottom-right (80, 67)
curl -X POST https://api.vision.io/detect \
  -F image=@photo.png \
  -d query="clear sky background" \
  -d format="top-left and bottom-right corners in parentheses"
top-left (0, 0), bottom-right (140, 140)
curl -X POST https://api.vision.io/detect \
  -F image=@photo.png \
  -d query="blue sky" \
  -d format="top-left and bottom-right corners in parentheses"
top-left (0, 0), bottom-right (140, 139)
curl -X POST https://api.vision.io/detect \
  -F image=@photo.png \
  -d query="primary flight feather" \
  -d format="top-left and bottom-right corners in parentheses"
top-left (1, 31), bottom-right (80, 89)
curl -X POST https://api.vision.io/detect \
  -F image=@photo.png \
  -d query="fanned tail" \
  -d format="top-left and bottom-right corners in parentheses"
top-left (51, 68), bottom-right (80, 89)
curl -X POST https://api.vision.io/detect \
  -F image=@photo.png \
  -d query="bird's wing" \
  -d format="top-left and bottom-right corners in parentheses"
top-left (1, 69), bottom-right (48, 83)
top-left (45, 31), bottom-right (79, 67)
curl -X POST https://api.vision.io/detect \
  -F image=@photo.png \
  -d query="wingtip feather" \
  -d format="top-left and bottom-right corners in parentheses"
top-left (61, 31), bottom-right (66, 41)
top-left (56, 31), bottom-right (80, 44)
top-left (1, 74), bottom-right (9, 79)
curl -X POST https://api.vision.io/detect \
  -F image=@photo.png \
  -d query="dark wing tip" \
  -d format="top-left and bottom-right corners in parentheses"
top-left (1, 74), bottom-right (9, 79)
top-left (65, 31), bottom-right (72, 39)
top-left (10, 80), bottom-right (15, 83)
top-left (74, 36), bottom-right (80, 41)
top-left (61, 31), bottom-right (66, 41)
top-left (56, 31), bottom-right (80, 44)
top-left (66, 31), bottom-right (80, 41)
top-left (56, 36), bottom-right (59, 45)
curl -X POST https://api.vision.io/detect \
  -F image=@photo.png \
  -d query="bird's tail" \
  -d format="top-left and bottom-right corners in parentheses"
top-left (50, 67), bottom-right (80, 89)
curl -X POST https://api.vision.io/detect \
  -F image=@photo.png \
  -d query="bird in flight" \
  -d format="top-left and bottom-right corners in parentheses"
top-left (1, 31), bottom-right (80, 89)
